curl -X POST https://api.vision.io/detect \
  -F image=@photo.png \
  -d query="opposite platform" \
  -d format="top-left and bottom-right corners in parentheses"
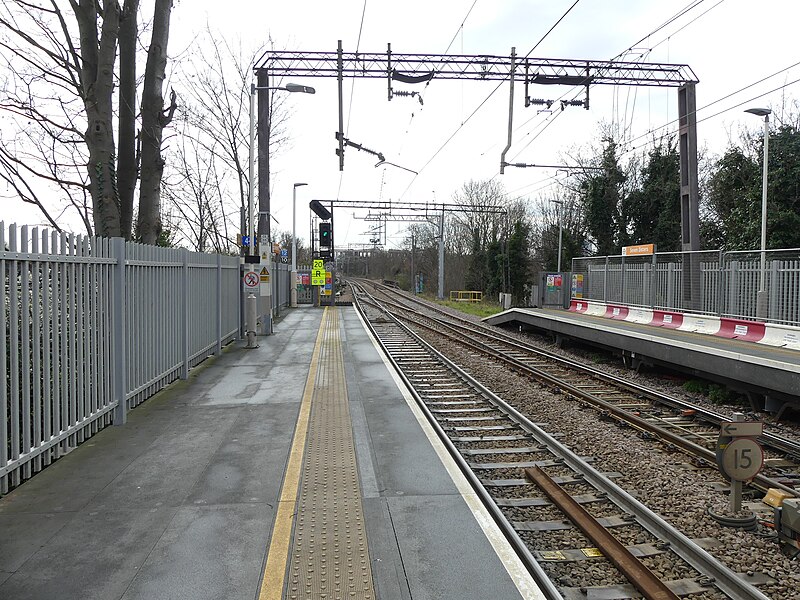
top-left (485, 307), bottom-right (799, 410)
top-left (0, 305), bottom-right (536, 600)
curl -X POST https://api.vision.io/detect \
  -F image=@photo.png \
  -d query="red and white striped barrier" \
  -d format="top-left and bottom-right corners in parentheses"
top-left (716, 318), bottom-right (766, 342)
top-left (569, 300), bottom-right (588, 312)
top-left (624, 307), bottom-right (654, 325)
top-left (605, 304), bottom-right (630, 320)
top-left (585, 302), bottom-right (607, 316)
top-left (758, 323), bottom-right (800, 350)
top-left (564, 299), bottom-right (799, 350)
top-left (651, 310), bottom-right (683, 328)
top-left (678, 314), bottom-right (721, 335)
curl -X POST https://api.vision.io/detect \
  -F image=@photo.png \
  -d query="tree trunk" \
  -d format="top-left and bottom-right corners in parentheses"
top-left (118, 0), bottom-right (139, 240)
top-left (75, 0), bottom-right (122, 238)
top-left (138, 0), bottom-right (175, 245)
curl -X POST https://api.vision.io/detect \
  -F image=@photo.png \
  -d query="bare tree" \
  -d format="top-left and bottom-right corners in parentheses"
top-left (118, 0), bottom-right (140, 237)
top-left (0, 0), bottom-right (174, 239)
top-left (137, 0), bottom-right (175, 244)
top-left (165, 29), bottom-right (290, 251)
top-left (447, 179), bottom-right (508, 253)
top-left (164, 111), bottom-right (231, 252)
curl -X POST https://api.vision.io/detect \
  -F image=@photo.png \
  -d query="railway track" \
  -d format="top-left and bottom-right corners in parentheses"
top-left (356, 280), bottom-right (800, 497)
top-left (351, 281), bottom-right (780, 600)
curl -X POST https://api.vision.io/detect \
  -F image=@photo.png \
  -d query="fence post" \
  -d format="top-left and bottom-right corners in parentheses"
top-left (650, 253), bottom-right (657, 308)
top-left (111, 238), bottom-right (127, 426)
top-left (717, 250), bottom-right (725, 317)
top-left (181, 248), bottom-right (190, 379)
top-left (216, 253), bottom-right (223, 355)
top-left (769, 258), bottom-right (780, 321)
top-left (729, 260), bottom-right (739, 317)
top-left (603, 256), bottom-right (609, 303)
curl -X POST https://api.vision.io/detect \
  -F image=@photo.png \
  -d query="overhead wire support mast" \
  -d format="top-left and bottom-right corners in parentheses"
top-left (256, 44), bottom-right (702, 252)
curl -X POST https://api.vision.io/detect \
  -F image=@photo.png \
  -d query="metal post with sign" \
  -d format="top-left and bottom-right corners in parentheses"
top-left (243, 271), bottom-right (260, 348)
top-left (715, 413), bottom-right (764, 513)
top-left (311, 259), bottom-right (325, 307)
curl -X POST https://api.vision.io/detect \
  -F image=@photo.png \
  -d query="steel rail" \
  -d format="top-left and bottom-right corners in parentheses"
top-left (527, 466), bottom-right (679, 600)
top-left (365, 283), bottom-right (800, 493)
top-left (353, 282), bottom-right (771, 600)
top-left (393, 302), bottom-right (799, 496)
top-left (350, 286), bottom-right (563, 600)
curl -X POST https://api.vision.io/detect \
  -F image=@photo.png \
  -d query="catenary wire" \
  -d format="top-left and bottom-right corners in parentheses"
top-left (396, 0), bottom-right (584, 201)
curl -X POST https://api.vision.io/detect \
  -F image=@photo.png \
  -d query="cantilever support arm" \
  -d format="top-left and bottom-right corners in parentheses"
top-left (499, 47), bottom-right (516, 175)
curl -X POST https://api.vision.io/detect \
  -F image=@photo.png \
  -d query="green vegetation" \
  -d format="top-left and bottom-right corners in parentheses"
top-left (434, 299), bottom-right (503, 318)
top-left (682, 379), bottom-right (747, 406)
top-left (682, 379), bottom-right (709, 394)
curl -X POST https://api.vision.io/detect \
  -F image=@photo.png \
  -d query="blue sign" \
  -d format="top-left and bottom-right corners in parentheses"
top-left (280, 248), bottom-right (288, 257)
top-left (241, 235), bottom-right (250, 246)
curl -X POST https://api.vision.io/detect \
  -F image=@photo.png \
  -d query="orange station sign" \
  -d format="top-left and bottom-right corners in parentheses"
top-left (622, 243), bottom-right (655, 256)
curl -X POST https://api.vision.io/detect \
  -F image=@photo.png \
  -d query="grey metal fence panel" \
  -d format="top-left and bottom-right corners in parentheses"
top-left (571, 248), bottom-right (800, 326)
top-left (722, 249), bottom-right (800, 325)
top-left (1, 223), bottom-right (116, 493)
top-left (2, 222), bottom-right (240, 495)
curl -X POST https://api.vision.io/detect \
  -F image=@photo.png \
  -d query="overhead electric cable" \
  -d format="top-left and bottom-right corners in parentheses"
top-left (443, 0), bottom-right (480, 55)
top-left (397, 0), bottom-right (584, 200)
top-left (337, 0), bottom-right (369, 248)
top-left (612, 0), bottom-right (705, 61)
top-left (524, 0), bottom-right (582, 57)
top-left (493, 0), bottom-right (720, 163)
top-left (396, 0), bottom-right (481, 157)
top-left (512, 69), bottom-right (800, 200)
top-left (618, 59), bottom-right (800, 150)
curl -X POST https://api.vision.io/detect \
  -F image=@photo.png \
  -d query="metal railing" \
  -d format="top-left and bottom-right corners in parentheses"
top-left (572, 248), bottom-right (800, 326)
top-left (1, 222), bottom-right (240, 494)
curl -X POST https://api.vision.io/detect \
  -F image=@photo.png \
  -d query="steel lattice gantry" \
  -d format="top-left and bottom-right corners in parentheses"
top-left (255, 49), bottom-right (698, 87)
top-left (254, 44), bottom-right (702, 294)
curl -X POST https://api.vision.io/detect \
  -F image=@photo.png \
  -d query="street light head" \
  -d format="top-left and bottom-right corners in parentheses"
top-left (294, 182), bottom-right (308, 188)
top-left (745, 107), bottom-right (771, 118)
top-left (285, 83), bottom-right (316, 94)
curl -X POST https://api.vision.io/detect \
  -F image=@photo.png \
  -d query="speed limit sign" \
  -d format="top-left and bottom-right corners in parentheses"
top-left (722, 437), bottom-right (764, 482)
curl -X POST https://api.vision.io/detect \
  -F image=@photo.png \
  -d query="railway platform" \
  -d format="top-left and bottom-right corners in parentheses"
top-left (485, 307), bottom-right (800, 415)
top-left (0, 305), bottom-right (541, 600)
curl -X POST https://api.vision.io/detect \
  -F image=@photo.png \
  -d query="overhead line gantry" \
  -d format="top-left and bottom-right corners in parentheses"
top-left (254, 42), bottom-right (701, 275)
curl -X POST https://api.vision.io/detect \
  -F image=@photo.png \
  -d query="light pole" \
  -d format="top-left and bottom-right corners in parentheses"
top-left (291, 182), bottom-right (308, 307)
top-left (247, 81), bottom-right (314, 338)
top-left (551, 199), bottom-right (564, 272)
top-left (744, 107), bottom-right (771, 319)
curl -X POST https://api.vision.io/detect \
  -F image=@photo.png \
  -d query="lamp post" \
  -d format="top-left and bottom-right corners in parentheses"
top-left (291, 182), bottom-right (308, 307)
top-left (744, 107), bottom-right (771, 319)
top-left (246, 81), bottom-right (314, 339)
top-left (551, 199), bottom-right (564, 272)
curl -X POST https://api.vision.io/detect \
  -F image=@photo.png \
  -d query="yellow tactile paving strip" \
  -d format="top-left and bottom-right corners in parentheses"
top-left (287, 307), bottom-right (375, 599)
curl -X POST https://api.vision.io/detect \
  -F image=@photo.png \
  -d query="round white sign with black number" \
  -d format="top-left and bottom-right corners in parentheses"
top-left (722, 438), bottom-right (764, 482)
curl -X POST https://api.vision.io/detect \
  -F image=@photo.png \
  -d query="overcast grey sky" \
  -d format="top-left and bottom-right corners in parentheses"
top-left (9, 1), bottom-right (800, 248)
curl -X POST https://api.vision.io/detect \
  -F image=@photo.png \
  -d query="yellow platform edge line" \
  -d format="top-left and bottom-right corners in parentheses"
top-left (258, 307), bottom-right (329, 600)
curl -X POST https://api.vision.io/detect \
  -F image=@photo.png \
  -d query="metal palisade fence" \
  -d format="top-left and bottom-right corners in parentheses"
top-left (1, 222), bottom-right (240, 494)
top-left (572, 248), bottom-right (800, 326)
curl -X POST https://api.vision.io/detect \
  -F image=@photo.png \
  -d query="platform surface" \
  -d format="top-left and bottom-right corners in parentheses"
top-left (485, 307), bottom-right (799, 401)
top-left (0, 305), bottom-right (535, 600)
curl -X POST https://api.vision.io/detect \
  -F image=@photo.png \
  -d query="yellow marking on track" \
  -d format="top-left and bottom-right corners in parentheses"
top-left (258, 307), bottom-right (328, 600)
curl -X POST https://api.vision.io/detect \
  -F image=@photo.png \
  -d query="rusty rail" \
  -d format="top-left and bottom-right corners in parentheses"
top-left (525, 466), bottom-right (679, 600)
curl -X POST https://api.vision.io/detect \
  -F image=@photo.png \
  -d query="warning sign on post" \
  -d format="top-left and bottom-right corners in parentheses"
top-left (243, 270), bottom-right (259, 294)
top-left (311, 259), bottom-right (325, 286)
